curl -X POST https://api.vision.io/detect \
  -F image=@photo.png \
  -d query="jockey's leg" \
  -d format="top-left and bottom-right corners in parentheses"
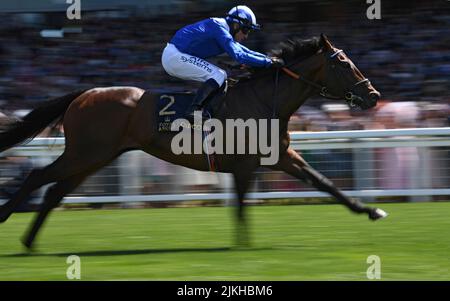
top-left (184, 78), bottom-right (220, 121)
top-left (161, 43), bottom-right (227, 121)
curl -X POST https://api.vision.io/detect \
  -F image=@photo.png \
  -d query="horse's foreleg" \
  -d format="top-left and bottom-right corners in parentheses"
top-left (232, 163), bottom-right (257, 247)
top-left (274, 148), bottom-right (387, 220)
top-left (22, 172), bottom-right (88, 250)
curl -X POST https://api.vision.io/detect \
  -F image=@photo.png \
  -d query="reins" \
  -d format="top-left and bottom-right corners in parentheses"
top-left (278, 49), bottom-right (371, 108)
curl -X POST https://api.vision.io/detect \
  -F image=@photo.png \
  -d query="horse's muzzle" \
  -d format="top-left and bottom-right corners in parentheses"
top-left (360, 91), bottom-right (380, 109)
top-left (368, 91), bottom-right (381, 108)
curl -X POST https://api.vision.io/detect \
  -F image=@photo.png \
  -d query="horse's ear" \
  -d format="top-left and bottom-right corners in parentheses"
top-left (320, 33), bottom-right (333, 50)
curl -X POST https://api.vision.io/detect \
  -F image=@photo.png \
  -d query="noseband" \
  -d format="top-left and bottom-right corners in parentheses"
top-left (281, 49), bottom-right (371, 107)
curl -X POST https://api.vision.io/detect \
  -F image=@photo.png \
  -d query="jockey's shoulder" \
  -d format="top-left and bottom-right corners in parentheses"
top-left (209, 17), bottom-right (228, 29)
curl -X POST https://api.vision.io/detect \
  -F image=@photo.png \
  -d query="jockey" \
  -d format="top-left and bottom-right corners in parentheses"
top-left (161, 5), bottom-right (284, 121)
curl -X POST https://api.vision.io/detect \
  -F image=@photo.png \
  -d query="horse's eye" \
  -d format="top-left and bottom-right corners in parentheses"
top-left (343, 62), bottom-right (351, 68)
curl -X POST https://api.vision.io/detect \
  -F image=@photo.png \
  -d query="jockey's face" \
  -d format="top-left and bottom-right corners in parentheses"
top-left (231, 23), bottom-right (249, 42)
top-left (235, 29), bottom-right (249, 42)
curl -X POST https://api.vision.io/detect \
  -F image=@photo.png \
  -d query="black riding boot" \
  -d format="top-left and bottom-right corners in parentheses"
top-left (184, 78), bottom-right (220, 122)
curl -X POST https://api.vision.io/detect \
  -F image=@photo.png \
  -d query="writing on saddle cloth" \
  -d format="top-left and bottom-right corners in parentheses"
top-left (156, 92), bottom-right (195, 132)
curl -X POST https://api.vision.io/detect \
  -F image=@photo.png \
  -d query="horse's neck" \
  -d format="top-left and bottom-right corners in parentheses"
top-left (219, 67), bottom-right (317, 125)
top-left (220, 77), bottom-right (275, 119)
top-left (276, 59), bottom-right (324, 121)
top-left (275, 75), bottom-right (313, 122)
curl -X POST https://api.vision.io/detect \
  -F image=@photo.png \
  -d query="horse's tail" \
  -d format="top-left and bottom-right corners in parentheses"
top-left (0, 89), bottom-right (88, 153)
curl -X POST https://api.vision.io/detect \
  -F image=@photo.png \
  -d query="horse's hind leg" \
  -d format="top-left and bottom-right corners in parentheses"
top-left (22, 171), bottom-right (89, 249)
top-left (22, 152), bottom-right (117, 249)
top-left (0, 155), bottom-right (70, 223)
top-left (0, 150), bottom-right (113, 223)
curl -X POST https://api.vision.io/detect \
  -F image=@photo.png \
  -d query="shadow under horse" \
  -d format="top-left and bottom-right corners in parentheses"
top-left (0, 35), bottom-right (387, 249)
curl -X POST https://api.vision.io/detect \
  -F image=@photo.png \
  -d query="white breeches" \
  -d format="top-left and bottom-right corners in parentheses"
top-left (161, 43), bottom-right (227, 86)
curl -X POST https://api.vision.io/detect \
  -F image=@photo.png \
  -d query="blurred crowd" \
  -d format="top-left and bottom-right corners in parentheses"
top-left (289, 100), bottom-right (449, 132)
top-left (0, 1), bottom-right (448, 131)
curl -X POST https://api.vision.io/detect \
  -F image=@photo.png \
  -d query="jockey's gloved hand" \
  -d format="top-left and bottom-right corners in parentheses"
top-left (270, 57), bottom-right (285, 68)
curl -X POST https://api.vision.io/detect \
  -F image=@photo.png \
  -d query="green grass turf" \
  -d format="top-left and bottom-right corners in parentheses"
top-left (0, 202), bottom-right (449, 280)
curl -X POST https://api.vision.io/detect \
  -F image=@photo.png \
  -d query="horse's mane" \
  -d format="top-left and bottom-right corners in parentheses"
top-left (231, 36), bottom-right (323, 85)
top-left (268, 36), bottom-right (322, 63)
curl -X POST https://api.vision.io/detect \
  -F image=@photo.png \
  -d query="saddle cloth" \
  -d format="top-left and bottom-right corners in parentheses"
top-left (154, 90), bottom-right (221, 171)
top-left (156, 91), bottom-right (194, 132)
top-left (156, 83), bottom-right (227, 132)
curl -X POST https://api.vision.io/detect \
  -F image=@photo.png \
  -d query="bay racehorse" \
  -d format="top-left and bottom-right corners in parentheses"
top-left (0, 34), bottom-right (386, 249)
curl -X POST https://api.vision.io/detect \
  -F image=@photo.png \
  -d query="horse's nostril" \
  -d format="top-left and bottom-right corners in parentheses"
top-left (369, 92), bottom-right (380, 103)
top-left (370, 92), bottom-right (381, 101)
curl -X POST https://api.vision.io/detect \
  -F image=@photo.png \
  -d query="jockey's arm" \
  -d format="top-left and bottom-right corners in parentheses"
top-left (213, 25), bottom-right (271, 68)
top-left (238, 43), bottom-right (268, 59)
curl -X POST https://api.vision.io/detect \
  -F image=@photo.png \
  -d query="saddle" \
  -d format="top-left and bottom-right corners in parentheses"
top-left (155, 81), bottom-right (228, 132)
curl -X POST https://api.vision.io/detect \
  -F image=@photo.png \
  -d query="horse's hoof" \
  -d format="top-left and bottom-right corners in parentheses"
top-left (0, 204), bottom-right (14, 223)
top-left (21, 237), bottom-right (34, 251)
top-left (0, 212), bottom-right (10, 223)
top-left (369, 208), bottom-right (388, 221)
